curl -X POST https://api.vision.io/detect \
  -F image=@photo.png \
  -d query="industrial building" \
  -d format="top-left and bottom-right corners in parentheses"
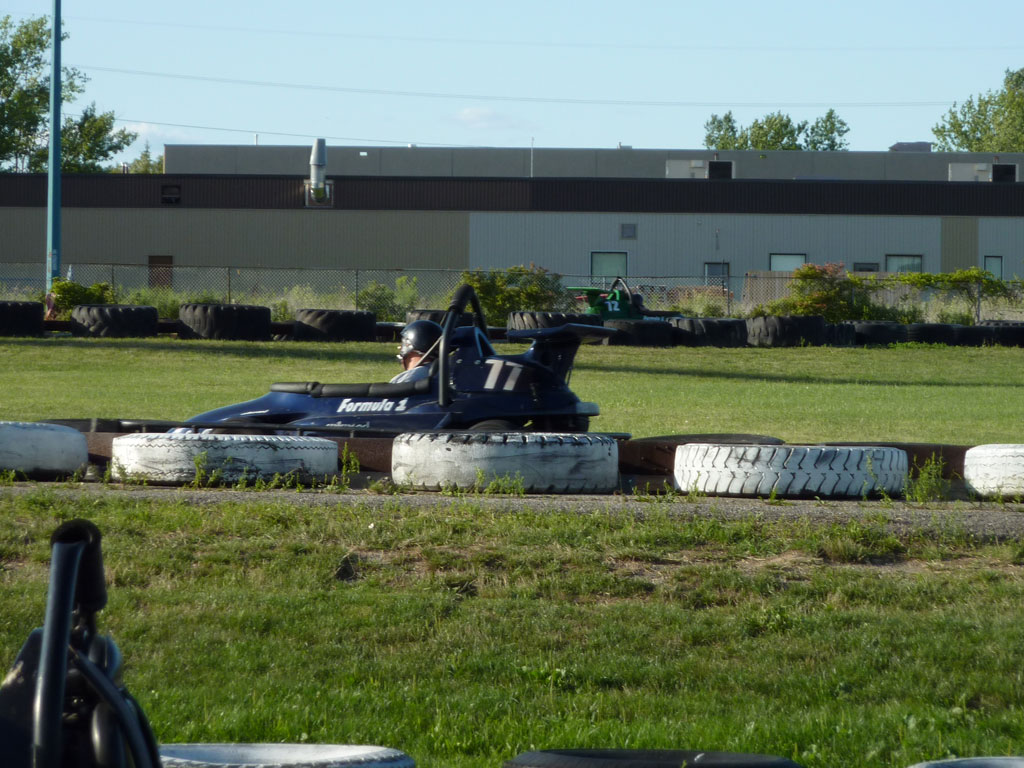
top-left (1, 144), bottom-right (1023, 293)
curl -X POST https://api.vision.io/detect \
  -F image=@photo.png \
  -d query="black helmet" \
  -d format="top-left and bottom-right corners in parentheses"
top-left (397, 320), bottom-right (442, 363)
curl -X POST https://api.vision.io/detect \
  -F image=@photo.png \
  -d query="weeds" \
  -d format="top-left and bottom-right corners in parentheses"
top-left (904, 454), bottom-right (952, 503)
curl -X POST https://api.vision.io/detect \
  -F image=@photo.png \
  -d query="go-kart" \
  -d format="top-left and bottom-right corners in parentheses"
top-left (182, 284), bottom-right (613, 437)
top-left (569, 276), bottom-right (679, 322)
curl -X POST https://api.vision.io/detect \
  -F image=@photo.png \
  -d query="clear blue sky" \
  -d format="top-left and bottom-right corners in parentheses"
top-left (7, 0), bottom-right (1024, 161)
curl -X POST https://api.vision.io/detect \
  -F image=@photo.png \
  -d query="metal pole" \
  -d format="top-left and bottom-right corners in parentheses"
top-left (45, 0), bottom-right (62, 291)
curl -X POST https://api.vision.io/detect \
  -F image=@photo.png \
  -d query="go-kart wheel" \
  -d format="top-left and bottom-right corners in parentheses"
top-left (392, 432), bottom-right (618, 493)
top-left (160, 743), bottom-right (416, 768)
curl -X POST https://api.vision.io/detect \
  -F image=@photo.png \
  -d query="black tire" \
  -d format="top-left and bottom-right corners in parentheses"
top-left (506, 311), bottom-right (602, 331)
top-left (748, 315), bottom-right (823, 347)
top-left (70, 304), bottom-right (159, 338)
top-left (666, 317), bottom-right (705, 347)
top-left (825, 322), bottom-right (856, 346)
top-left (0, 301), bottom-right (44, 337)
top-left (293, 309), bottom-right (377, 341)
top-left (178, 303), bottom-right (272, 341)
top-left (905, 322), bottom-right (955, 345)
top-left (853, 321), bottom-right (908, 345)
top-left (982, 321), bottom-right (1024, 347)
top-left (951, 324), bottom-right (994, 347)
top-left (405, 309), bottom-right (475, 327)
top-left (505, 749), bottom-right (803, 768)
top-left (603, 319), bottom-right (674, 346)
top-left (702, 317), bottom-right (748, 347)
top-left (529, 415), bottom-right (590, 432)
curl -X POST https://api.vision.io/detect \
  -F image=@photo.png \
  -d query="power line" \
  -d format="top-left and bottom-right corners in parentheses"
top-left (64, 14), bottom-right (1024, 54)
top-left (79, 65), bottom-right (952, 109)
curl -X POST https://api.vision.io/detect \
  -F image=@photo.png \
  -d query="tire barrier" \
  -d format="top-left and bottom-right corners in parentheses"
top-left (504, 749), bottom-right (803, 768)
top-left (619, 433), bottom-right (786, 476)
top-left (853, 321), bottom-right (908, 346)
top-left (982, 321), bottom-right (1024, 347)
top-left (951, 323), bottom-right (995, 347)
top-left (603, 319), bottom-right (674, 347)
top-left (292, 309), bottom-right (377, 341)
top-left (906, 322), bottom-right (956, 345)
top-left (178, 303), bottom-right (272, 341)
top-left (391, 431), bottom-right (619, 493)
top-left (70, 304), bottom-right (159, 338)
top-left (110, 433), bottom-right (338, 485)
top-left (160, 744), bottom-right (416, 768)
top-left (0, 421), bottom-right (88, 478)
top-left (674, 443), bottom-right (907, 498)
top-left (746, 315), bottom-right (826, 347)
top-left (0, 300), bottom-right (44, 337)
top-left (506, 311), bottom-right (603, 331)
top-left (668, 317), bottom-right (746, 347)
top-left (824, 322), bottom-right (856, 346)
top-left (963, 444), bottom-right (1024, 499)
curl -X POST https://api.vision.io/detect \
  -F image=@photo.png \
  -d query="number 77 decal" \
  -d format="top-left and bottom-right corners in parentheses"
top-left (483, 359), bottom-right (524, 390)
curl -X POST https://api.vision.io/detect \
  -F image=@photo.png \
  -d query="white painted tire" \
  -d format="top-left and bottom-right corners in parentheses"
top-left (673, 443), bottom-right (907, 498)
top-left (111, 433), bottom-right (338, 485)
top-left (0, 421), bottom-right (88, 476)
top-left (159, 744), bottom-right (415, 768)
top-left (392, 432), bottom-right (619, 493)
top-left (964, 444), bottom-right (1024, 498)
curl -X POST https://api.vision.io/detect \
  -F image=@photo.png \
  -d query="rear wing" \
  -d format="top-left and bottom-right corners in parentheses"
top-left (506, 323), bottom-right (614, 382)
top-left (505, 323), bottom-right (614, 343)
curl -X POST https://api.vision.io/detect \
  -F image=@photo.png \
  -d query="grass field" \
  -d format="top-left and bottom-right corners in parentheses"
top-left (1, 336), bottom-right (1023, 443)
top-left (2, 337), bottom-right (1024, 768)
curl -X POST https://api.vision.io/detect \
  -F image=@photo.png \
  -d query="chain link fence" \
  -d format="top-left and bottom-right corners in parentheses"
top-left (2, 262), bottom-right (1022, 323)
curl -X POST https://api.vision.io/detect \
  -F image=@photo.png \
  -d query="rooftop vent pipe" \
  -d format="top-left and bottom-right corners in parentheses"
top-left (309, 138), bottom-right (327, 192)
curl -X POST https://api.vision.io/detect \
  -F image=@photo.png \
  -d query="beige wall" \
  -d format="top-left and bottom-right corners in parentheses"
top-left (0, 208), bottom-right (470, 270)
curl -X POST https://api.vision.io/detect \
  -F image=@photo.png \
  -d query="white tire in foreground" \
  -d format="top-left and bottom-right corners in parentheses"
top-left (674, 443), bottom-right (908, 498)
top-left (0, 421), bottom-right (88, 476)
top-left (111, 433), bottom-right (339, 485)
top-left (392, 432), bottom-right (619, 493)
top-left (160, 743), bottom-right (415, 768)
top-left (964, 444), bottom-right (1024, 498)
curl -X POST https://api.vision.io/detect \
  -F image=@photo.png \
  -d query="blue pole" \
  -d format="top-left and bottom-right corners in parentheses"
top-left (45, 0), bottom-right (62, 291)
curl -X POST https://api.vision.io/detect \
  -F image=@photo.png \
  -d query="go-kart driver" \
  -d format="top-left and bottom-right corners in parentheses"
top-left (390, 320), bottom-right (443, 384)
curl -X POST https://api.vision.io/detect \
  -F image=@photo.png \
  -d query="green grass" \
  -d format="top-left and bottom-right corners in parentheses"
top-left (3, 338), bottom-right (1024, 766)
top-left (2, 494), bottom-right (1024, 768)
top-left (2, 337), bottom-right (1023, 443)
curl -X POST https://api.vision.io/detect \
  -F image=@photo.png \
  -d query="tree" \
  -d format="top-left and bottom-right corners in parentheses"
top-left (122, 141), bottom-right (163, 174)
top-left (932, 68), bottom-right (1024, 152)
top-left (804, 109), bottom-right (851, 151)
top-left (703, 109), bottom-right (851, 151)
top-left (0, 15), bottom-right (135, 171)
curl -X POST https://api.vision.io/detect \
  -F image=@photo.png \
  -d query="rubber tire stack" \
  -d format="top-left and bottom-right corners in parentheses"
top-left (603, 319), bottom-right (674, 346)
top-left (293, 309), bottom-right (377, 341)
top-left (111, 433), bottom-right (339, 485)
top-left (963, 444), bottom-right (1024, 499)
top-left (853, 321), bottom-right (908, 345)
top-left (405, 309), bottom-right (475, 327)
top-left (0, 301), bottom-right (44, 337)
top-left (178, 303), bottom-right (272, 341)
top-left (70, 304), bottom-right (159, 337)
top-left (674, 443), bottom-right (907, 498)
top-left (506, 311), bottom-right (602, 330)
top-left (0, 421), bottom-right (88, 478)
top-left (392, 431), bottom-right (619, 493)
top-left (746, 315), bottom-right (826, 347)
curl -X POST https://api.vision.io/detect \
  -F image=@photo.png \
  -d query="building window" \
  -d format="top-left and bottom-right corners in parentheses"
top-left (160, 184), bottom-right (181, 205)
top-left (885, 254), bottom-right (923, 273)
top-left (620, 223), bottom-right (637, 240)
top-left (984, 255), bottom-right (1003, 279)
top-left (591, 251), bottom-right (627, 280)
top-left (148, 255), bottom-right (173, 288)
top-left (769, 253), bottom-right (806, 272)
top-left (704, 261), bottom-right (729, 287)
top-left (853, 262), bottom-right (880, 272)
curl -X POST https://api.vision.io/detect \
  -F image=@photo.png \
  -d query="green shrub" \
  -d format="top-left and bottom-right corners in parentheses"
top-left (458, 264), bottom-right (566, 320)
top-left (39, 278), bottom-right (116, 319)
top-left (356, 275), bottom-right (420, 321)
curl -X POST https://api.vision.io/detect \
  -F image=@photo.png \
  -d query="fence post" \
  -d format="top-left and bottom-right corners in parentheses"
top-left (355, 269), bottom-right (360, 310)
top-left (227, 268), bottom-right (232, 303)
